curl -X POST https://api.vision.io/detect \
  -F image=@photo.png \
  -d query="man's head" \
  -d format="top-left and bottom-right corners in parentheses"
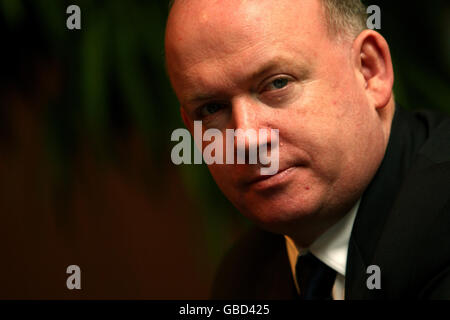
top-left (165, 0), bottom-right (395, 246)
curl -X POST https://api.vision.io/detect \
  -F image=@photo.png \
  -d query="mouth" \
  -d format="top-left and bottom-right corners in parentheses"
top-left (246, 165), bottom-right (300, 191)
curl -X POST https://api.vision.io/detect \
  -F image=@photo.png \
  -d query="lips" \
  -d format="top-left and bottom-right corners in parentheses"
top-left (245, 165), bottom-right (300, 190)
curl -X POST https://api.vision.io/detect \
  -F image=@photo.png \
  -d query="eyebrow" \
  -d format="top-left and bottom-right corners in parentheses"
top-left (183, 56), bottom-right (309, 105)
top-left (185, 93), bottom-right (217, 105)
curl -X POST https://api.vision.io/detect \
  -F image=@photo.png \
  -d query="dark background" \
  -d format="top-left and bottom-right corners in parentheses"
top-left (0, 0), bottom-right (448, 299)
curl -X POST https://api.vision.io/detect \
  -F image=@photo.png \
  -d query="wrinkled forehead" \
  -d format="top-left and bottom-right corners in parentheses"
top-left (165, 0), bottom-right (327, 71)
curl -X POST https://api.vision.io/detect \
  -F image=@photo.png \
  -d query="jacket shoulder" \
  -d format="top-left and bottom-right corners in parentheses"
top-left (412, 109), bottom-right (450, 164)
top-left (371, 109), bottom-right (450, 298)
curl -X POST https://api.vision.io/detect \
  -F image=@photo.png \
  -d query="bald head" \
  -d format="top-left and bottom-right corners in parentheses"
top-left (167, 0), bottom-right (367, 39)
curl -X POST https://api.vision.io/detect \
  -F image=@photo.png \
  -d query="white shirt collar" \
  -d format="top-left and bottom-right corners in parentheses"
top-left (285, 198), bottom-right (360, 278)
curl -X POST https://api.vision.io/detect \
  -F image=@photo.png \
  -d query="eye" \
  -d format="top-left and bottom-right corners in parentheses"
top-left (198, 102), bottom-right (227, 118)
top-left (262, 77), bottom-right (291, 92)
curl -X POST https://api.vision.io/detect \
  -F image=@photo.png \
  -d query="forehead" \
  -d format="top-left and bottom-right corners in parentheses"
top-left (165, 0), bottom-right (328, 98)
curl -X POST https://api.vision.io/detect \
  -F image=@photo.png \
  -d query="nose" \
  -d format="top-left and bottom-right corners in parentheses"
top-left (232, 96), bottom-right (260, 151)
top-left (232, 96), bottom-right (259, 132)
top-left (230, 96), bottom-right (273, 164)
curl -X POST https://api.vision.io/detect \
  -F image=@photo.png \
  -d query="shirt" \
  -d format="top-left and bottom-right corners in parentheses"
top-left (285, 199), bottom-right (360, 300)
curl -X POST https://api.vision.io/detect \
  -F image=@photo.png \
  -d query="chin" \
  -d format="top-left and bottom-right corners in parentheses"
top-left (234, 189), bottom-right (326, 234)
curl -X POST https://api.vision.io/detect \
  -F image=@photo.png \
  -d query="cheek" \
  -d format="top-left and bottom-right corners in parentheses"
top-left (277, 97), bottom-right (370, 193)
top-left (279, 102), bottom-right (349, 165)
top-left (305, 123), bottom-right (348, 181)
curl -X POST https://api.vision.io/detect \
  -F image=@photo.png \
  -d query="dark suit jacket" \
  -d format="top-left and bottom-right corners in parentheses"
top-left (211, 106), bottom-right (450, 299)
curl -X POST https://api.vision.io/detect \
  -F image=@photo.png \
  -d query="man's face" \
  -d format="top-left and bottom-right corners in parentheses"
top-left (165, 0), bottom-right (387, 237)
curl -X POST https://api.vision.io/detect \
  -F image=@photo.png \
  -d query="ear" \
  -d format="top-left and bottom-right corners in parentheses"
top-left (352, 30), bottom-right (394, 109)
top-left (180, 106), bottom-right (193, 132)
